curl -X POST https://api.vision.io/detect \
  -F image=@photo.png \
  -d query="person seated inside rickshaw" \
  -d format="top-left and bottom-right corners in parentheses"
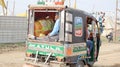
top-left (47, 13), bottom-right (60, 39)
top-left (86, 26), bottom-right (93, 57)
top-left (44, 13), bottom-right (60, 42)
top-left (87, 33), bottom-right (93, 56)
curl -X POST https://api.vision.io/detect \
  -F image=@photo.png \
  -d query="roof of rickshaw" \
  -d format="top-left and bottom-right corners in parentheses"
top-left (28, 5), bottom-right (97, 23)
top-left (28, 5), bottom-right (65, 10)
top-left (65, 7), bottom-right (97, 22)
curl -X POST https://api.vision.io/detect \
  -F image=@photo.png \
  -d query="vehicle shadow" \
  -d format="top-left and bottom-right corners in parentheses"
top-left (94, 64), bottom-right (120, 67)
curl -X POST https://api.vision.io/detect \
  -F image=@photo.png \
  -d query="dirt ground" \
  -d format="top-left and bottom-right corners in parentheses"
top-left (0, 42), bottom-right (120, 67)
top-left (94, 43), bottom-right (120, 67)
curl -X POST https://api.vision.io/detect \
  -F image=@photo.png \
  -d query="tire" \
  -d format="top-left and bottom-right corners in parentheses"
top-left (75, 61), bottom-right (84, 67)
top-left (87, 62), bottom-right (94, 67)
top-left (87, 64), bottom-right (93, 67)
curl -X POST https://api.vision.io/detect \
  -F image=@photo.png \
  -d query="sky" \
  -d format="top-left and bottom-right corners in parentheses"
top-left (0, 0), bottom-right (120, 15)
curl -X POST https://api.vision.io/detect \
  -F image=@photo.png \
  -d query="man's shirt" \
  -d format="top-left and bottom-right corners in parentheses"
top-left (49, 19), bottom-right (60, 36)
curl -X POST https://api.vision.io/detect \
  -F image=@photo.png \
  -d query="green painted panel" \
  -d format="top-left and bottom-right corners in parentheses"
top-left (73, 46), bottom-right (87, 52)
top-left (26, 42), bottom-right (64, 57)
top-left (28, 42), bottom-right (64, 51)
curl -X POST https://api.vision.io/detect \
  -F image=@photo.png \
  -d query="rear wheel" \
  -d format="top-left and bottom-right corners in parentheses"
top-left (87, 62), bottom-right (94, 67)
top-left (75, 61), bottom-right (84, 67)
top-left (69, 61), bottom-right (84, 67)
top-left (87, 64), bottom-right (93, 67)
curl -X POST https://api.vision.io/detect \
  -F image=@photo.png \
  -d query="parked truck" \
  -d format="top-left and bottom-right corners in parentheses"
top-left (25, 4), bottom-right (101, 67)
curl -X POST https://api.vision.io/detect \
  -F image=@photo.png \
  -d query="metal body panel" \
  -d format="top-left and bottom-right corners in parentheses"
top-left (26, 41), bottom-right (87, 57)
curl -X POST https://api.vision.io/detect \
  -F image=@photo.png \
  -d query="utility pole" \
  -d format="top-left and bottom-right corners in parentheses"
top-left (68, 0), bottom-right (71, 7)
top-left (6, 1), bottom-right (8, 16)
top-left (12, 0), bottom-right (15, 16)
top-left (74, 0), bottom-right (76, 8)
top-left (115, 0), bottom-right (120, 41)
top-left (2, 6), bottom-right (5, 15)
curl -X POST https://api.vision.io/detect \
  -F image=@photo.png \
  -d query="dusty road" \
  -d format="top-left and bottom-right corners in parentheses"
top-left (0, 51), bottom-right (24, 67)
top-left (94, 43), bottom-right (120, 67)
top-left (0, 43), bottom-right (120, 67)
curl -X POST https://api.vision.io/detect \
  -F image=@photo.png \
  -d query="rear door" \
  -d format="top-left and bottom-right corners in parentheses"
top-left (59, 8), bottom-right (87, 57)
top-left (59, 8), bottom-right (86, 43)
